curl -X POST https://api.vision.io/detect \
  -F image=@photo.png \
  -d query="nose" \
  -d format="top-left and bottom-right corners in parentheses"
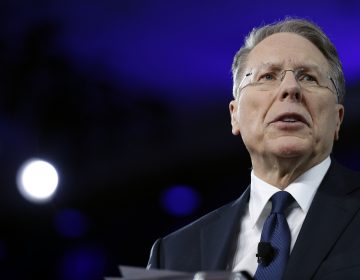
top-left (278, 70), bottom-right (302, 102)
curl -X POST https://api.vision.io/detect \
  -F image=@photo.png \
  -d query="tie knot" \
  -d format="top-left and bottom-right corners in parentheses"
top-left (270, 191), bottom-right (294, 214)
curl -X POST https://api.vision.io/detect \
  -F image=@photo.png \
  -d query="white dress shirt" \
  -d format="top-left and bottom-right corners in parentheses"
top-left (231, 157), bottom-right (331, 276)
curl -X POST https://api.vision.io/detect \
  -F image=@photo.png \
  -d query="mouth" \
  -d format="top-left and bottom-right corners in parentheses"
top-left (271, 113), bottom-right (309, 127)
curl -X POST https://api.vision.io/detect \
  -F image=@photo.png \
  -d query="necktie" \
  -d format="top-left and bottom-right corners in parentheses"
top-left (254, 191), bottom-right (294, 280)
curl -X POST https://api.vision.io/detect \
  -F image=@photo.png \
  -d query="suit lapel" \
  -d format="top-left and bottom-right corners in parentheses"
top-left (284, 161), bottom-right (360, 280)
top-left (201, 188), bottom-right (250, 270)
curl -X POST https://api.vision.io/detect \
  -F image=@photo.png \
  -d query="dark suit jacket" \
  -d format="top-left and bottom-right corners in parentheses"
top-left (147, 160), bottom-right (360, 279)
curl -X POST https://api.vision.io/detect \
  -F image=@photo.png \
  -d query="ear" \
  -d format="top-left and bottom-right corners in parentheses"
top-left (334, 104), bottom-right (344, 141)
top-left (229, 100), bottom-right (241, 136)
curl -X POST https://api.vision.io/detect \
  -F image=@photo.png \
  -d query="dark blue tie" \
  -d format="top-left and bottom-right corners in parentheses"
top-left (254, 191), bottom-right (294, 280)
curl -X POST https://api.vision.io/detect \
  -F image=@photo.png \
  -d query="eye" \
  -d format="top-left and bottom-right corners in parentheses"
top-left (304, 74), bottom-right (316, 81)
top-left (298, 72), bottom-right (318, 83)
top-left (259, 72), bottom-right (276, 81)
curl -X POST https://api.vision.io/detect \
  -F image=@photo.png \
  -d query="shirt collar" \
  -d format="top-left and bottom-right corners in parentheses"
top-left (249, 156), bottom-right (331, 227)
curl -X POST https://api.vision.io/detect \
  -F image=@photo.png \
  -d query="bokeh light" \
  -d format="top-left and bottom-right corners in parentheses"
top-left (161, 185), bottom-right (201, 216)
top-left (59, 246), bottom-right (106, 280)
top-left (54, 209), bottom-right (89, 238)
top-left (16, 158), bottom-right (59, 203)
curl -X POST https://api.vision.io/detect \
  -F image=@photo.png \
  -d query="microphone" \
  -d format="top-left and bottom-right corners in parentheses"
top-left (256, 242), bottom-right (275, 266)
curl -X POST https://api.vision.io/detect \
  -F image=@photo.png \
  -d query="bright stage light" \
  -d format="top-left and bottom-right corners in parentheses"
top-left (17, 158), bottom-right (59, 203)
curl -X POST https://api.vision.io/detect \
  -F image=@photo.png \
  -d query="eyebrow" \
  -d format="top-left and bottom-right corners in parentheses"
top-left (256, 62), bottom-right (323, 73)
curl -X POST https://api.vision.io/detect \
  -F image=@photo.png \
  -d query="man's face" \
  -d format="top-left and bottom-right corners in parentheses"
top-left (229, 33), bottom-right (344, 162)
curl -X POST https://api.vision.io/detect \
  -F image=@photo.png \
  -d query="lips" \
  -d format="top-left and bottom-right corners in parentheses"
top-left (271, 113), bottom-right (309, 126)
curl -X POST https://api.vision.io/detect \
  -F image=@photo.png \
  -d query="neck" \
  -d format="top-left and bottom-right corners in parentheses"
top-left (251, 154), bottom-right (327, 189)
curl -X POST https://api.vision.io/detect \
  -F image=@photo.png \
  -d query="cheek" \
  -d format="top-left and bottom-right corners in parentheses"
top-left (312, 103), bottom-right (338, 140)
top-left (237, 94), bottom-right (268, 137)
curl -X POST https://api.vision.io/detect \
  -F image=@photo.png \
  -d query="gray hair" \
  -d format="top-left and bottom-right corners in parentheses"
top-left (231, 17), bottom-right (345, 104)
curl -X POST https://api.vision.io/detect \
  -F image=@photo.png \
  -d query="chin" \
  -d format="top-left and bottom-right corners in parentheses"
top-left (268, 142), bottom-right (311, 158)
top-left (276, 148), bottom-right (308, 158)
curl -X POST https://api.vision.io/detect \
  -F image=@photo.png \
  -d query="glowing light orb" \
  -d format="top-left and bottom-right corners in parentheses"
top-left (17, 158), bottom-right (59, 203)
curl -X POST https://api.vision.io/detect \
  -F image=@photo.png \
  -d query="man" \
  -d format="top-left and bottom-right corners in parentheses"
top-left (147, 17), bottom-right (360, 279)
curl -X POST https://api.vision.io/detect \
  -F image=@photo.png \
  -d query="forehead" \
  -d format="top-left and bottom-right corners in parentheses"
top-left (246, 32), bottom-right (330, 71)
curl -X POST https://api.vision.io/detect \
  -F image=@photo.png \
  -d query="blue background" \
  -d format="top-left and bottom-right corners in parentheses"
top-left (1, 1), bottom-right (360, 279)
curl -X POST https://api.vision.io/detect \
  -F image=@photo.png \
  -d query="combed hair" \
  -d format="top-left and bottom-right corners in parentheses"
top-left (231, 17), bottom-right (345, 103)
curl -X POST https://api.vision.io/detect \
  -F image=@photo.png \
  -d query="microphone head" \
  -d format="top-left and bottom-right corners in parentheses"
top-left (256, 242), bottom-right (275, 266)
